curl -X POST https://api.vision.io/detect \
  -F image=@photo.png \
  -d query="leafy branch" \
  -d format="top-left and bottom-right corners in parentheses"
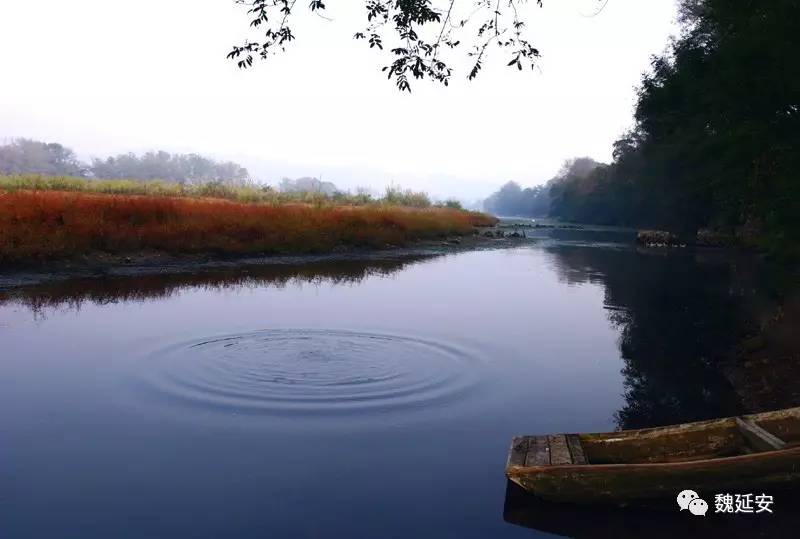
top-left (228, 0), bottom-right (548, 91)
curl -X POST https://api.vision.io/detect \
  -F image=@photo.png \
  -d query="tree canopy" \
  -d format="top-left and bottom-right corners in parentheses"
top-left (606, 0), bottom-right (799, 248)
top-left (228, 0), bottom-right (556, 91)
top-left (483, 180), bottom-right (549, 217)
top-left (279, 176), bottom-right (339, 195)
top-left (482, 157), bottom-right (603, 218)
top-left (483, 0), bottom-right (799, 255)
top-left (91, 151), bottom-right (250, 185)
top-left (0, 139), bottom-right (252, 185)
top-left (0, 139), bottom-right (85, 177)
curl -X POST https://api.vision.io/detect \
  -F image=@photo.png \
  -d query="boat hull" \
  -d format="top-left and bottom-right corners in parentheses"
top-left (508, 446), bottom-right (800, 504)
top-left (506, 406), bottom-right (800, 504)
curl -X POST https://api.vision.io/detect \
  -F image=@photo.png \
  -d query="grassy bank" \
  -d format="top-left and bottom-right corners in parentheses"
top-left (0, 174), bottom-right (340, 205)
top-left (0, 174), bottom-right (441, 207)
top-left (0, 182), bottom-right (496, 264)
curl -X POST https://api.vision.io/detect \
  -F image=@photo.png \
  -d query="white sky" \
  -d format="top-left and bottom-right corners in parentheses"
top-left (0, 0), bottom-right (678, 200)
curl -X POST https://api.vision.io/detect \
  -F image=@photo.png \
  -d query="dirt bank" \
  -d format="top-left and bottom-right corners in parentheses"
top-left (0, 231), bottom-right (532, 291)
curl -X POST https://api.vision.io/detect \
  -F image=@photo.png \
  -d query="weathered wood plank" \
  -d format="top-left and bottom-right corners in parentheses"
top-left (507, 445), bottom-right (800, 504)
top-left (526, 436), bottom-right (550, 467)
top-left (506, 406), bottom-right (800, 503)
top-left (580, 419), bottom-right (744, 464)
top-left (507, 436), bottom-right (529, 468)
top-left (549, 434), bottom-right (572, 465)
top-left (736, 417), bottom-right (787, 452)
top-left (566, 434), bottom-right (588, 464)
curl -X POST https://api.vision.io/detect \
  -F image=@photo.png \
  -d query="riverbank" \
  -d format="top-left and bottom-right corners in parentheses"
top-left (724, 292), bottom-right (800, 413)
top-left (0, 229), bottom-right (535, 290)
top-left (0, 188), bottom-right (497, 266)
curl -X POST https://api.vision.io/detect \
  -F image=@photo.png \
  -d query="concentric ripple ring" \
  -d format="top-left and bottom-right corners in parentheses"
top-left (136, 329), bottom-right (482, 416)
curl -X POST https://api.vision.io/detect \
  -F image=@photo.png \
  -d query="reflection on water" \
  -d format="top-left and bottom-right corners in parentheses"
top-left (547, 245), bottom-right (775, 429)
top-left (1, 234), bottom-right (790, 538)
top-left (503, 481), bottom-right (800, 538)
top-left (0, 257), bottom-right (430, 318)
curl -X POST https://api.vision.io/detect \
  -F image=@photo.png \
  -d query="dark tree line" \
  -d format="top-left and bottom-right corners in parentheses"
top-left (0, 139), bottom-right (251, 185)
top-left (486, 0), bottom-right (799, 254)
top-left (600, 0), bottom-right (799, 248)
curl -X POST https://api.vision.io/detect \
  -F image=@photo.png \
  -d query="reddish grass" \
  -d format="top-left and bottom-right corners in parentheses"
top-left (0, 190), bottom-right (497, 263)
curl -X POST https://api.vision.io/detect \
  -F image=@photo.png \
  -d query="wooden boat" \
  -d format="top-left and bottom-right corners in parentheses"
top-left (506, 406), bottom-right (800, 504)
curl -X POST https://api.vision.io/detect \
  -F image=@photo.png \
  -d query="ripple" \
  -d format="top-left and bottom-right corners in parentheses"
top-left (135, 329), bottom-right (482, 416)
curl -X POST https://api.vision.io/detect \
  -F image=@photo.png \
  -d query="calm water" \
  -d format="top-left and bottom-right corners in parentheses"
top-left (0, 233), bottom-right (788, 538)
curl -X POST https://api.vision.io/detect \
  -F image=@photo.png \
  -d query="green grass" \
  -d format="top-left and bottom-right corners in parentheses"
top-left (0, 174), bottom-right (467, 209)
top-left (0, 174), bottom-right (297, 204)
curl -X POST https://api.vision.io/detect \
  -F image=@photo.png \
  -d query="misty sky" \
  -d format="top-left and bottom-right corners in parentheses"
top-left (0, 0), bottom-right (678, 199)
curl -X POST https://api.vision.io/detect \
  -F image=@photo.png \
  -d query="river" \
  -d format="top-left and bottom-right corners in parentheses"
top-left (1, 227), bottom-right (791, 538)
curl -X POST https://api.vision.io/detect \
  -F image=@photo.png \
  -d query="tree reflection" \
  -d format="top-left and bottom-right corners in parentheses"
top-left (0, 257), bottom-right (430, 319)
top-left (548, 245), bottom-right (763, 429)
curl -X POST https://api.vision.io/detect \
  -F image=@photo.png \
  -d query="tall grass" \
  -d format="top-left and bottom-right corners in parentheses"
top-left (383, 185), bottom-right (432, 208)
top-left (0, 174), bottom-right (296, 204)
top-left (0, 174), bottom-right (472, 209)
top-left (0, 188), bottom-right (496, 263)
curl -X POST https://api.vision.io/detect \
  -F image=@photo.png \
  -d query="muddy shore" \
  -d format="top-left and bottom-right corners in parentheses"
top-left (0, 230), bottom-right (533, 290)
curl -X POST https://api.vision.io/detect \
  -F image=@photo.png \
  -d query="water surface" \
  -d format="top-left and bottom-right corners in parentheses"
top-left (0, 235), bottom-right (786, 537)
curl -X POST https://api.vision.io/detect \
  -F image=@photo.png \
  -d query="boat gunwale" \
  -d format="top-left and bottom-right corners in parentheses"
top-left (506, 443), bottom-right (800, 476)
top-left (573, 405), bottom-right (800, 441)
top-left (506, 406), bottom-right (800, 474)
